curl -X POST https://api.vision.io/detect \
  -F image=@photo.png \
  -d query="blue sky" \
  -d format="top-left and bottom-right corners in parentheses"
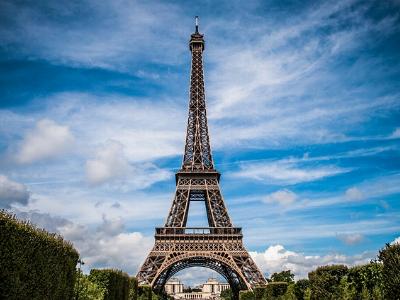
top-left (0, 0), bottom-right (399, 285)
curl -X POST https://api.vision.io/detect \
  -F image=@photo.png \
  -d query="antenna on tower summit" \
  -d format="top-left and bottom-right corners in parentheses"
top-left (195, 16), bottom-right (199, 33)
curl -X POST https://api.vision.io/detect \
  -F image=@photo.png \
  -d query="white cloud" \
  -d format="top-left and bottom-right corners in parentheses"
top-left (85, 139), bottom-right (172, 188)
top-left (345, 187), bottom-right (363, 201)
top-left (232, 160), bottom-right (349, 184)
top-left (86, 140), bottom-right (131, 185)
top-left (263, 189), bottom-right (297, 206)
top-left (391, 237), bottom-right (400, 245)
top-left (45, 93), bottom-right (184, 162)
top-left (250, 244), bottom-right (373, 279)
top-left (0, 175), bottom-right (30, 208)
top-left (337, 233), bottom-right (364, 245)
top-left (16, 119), bottom-right (74, 164)
top-left (390, 128), bottom-right (400, 139)
top-left (59, 215), bottom-right (153, 275)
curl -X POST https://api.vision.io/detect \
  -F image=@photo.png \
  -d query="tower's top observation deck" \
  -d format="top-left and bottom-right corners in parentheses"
top-left (190, 16), bottom-right (205, 51)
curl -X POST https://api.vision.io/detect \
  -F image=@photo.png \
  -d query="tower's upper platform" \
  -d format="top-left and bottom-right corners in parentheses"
top-left (189, 16), bottom-right (205, 51)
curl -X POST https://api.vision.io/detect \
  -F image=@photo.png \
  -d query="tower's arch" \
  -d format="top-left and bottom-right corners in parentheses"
top-left (152, 253), bottom-right (249, 294)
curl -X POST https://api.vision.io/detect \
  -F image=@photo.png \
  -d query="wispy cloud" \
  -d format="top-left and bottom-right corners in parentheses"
top-left (0, 0), bottom-right (188, 71)
top-left (205, 0), bottom-right (400, 148)
top-left (263, 189), bottom-right (298, 206)
top-left (337, 233), bottom-right (364, 245)
top-left (231, 159), bottom-right (350, 185)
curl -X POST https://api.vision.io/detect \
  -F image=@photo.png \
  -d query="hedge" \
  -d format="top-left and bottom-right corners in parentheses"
top-left (239, 290), bottom-right (254, 300)
top-left (253, 286), bottom-right (266, 300)
top-left (0, 210), bottom-right (79, 300)
top-left (264, 282), bottom-right (288, 299)
top-left (89, 269), bottom-right (130, 300)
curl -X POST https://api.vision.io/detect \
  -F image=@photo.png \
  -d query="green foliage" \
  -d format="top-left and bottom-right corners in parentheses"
top-left (293, 279), bottom-right (309, 300)
top-left (138, 285), bottom-right (153, 300)
top-left (129, 277), bottom-right (138, 300)
top-left (75, 270), bottom-right (106, 300)
top-left (0, 210), bottom-right (79, 300)
top-left (254, 286), bottom-right (267, 300)
top-left (378, 242), bottom-right (400, 300)
top-left (308, 264), bottom-right (348, 300)
top-left (371, 285), bottom-right (383, 300)
top-left (280, 284), bottom-right (296, 300)
top-left (337, 276), bottom-right (356, 300)
top-left (303, 288), bottom-right (311, 300)
top-left (347, 262), bottom-right (383, 297)
top-left (264, 282), bottom-right (288, 299)
top-left (89, 269), bottom-right (130, 300)
top-left (239, 290), bottom-right (255, 300)
top-left (221, 288), bottom-right (232, 300)
top-left (269, 271), bottom-right (294, 284)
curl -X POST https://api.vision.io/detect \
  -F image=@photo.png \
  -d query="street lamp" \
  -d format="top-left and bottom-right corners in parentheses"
top-left (75, 259), bottom-right (85, 300)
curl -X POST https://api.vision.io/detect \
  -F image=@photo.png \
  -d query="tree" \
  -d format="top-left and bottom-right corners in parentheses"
top-left (281, 284), bottom-right (296, 300)
top-left (129, 277), bottom-right (138, 300)
top-left (293, 279), bottom-right (309, 300)
top-left (347, 262), bottom-right (383, 297)
top-left (269, 270), bottom-right (294, 283)
top-left (378, 242), bottom-right (400, 300)
top-left (338, 276), bottom-right (356, 300)
top-left (74, 271), bottom-right (105, 300)
top-left (303, 288), bottom-right (311, 300)
top-left (308, 265), bottom-right (348, 300)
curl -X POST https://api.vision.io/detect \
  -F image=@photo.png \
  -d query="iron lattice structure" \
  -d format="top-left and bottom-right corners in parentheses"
top-left (137, 18), bottom-right (266, 297)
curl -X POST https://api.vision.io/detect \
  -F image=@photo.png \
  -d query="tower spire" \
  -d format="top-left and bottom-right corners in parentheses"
top-left (195, 16), bottom-right (199, 33)
top-left (183, 16), bottom-right (211, 171)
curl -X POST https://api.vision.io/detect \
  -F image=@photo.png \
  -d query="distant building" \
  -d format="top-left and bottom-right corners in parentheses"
top-left (202, 278), bottom-right (230, 294)
top-left (165, 278), bottom-right (230, 300)
top-left (165, 278), bottom-right (184, 294)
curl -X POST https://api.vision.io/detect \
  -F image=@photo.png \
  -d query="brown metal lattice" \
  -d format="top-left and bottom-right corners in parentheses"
top-left (136, 19), bottom-right (266, 298)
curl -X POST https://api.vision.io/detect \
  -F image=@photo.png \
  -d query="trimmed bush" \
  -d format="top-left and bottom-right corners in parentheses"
top-left (89, 269), bottom-right (130, 300)
top-left (264, 282), bottom-right (288, 299)
top-left (239, 290), bottom-right (254, 300)
top-left (0, 210), bottom-right (79, 300)
top-left (253, 285), bottom-right (267, 300)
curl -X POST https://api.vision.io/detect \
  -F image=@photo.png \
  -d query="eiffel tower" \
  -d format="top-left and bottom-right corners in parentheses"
top-left (137, 17), bottom-right (266, 298)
